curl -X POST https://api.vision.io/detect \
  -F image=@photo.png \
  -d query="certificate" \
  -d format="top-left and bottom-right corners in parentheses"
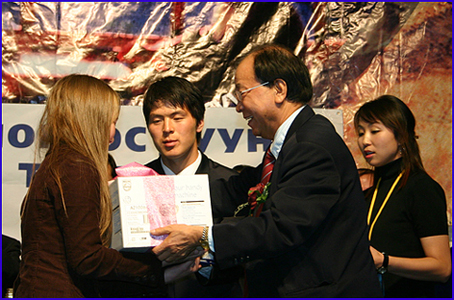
top-left (109, 174), bottom-right (212, 252)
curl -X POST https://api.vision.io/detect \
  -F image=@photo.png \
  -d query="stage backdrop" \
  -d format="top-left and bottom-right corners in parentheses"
top-left (2, 104), bottom-right (342, 241)
top-left (2, 2), bottom-right (451, 237)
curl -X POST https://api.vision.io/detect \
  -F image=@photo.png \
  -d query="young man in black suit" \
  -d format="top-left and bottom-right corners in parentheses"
top-left (150, 44), bottom-right (383, 297)
top-left (143, 76), bottom-right (242, 298)
top-left (98, 76), bottom-right (241, 298)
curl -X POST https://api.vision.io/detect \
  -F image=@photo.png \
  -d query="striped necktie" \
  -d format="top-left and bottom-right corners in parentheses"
top-left (254, 147), bottom-right (275, 217)
top-left (261, 147), bottom-right (275, 184)
top-left (243, 147), bottom-right (276, 297)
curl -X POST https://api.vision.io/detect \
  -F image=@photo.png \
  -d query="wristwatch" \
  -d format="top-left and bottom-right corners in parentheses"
top-left (377, 252), bottom-right (389, 274)
top-left (200, 226), bottom-right (210, 251)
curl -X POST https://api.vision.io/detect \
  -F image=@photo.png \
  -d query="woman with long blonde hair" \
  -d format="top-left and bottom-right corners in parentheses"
top-left (14, 74), bottom-right (200, 297)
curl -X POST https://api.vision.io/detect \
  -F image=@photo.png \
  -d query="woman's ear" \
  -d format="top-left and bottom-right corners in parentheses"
top-left (273, 79), bottom-right (287, 104)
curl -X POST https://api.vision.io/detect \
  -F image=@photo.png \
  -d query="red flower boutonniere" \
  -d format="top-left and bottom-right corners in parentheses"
top-left (247, 182), bottom-right (271, 215)
top-left (234, 182), bottom-right (271, 217)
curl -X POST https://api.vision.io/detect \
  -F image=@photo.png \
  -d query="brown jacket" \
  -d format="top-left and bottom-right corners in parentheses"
top-left (14, 148), bottom-right (165, 297)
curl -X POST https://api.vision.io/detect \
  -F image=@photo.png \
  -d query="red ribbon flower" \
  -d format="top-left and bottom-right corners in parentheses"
top-left (247, 182), bottom-right (271, 215)
top-left (234, 182), bottom-right (271, 217)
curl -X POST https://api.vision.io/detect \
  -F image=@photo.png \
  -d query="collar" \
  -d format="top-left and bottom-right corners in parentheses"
top-left (269, 105), bottom-right (306, 159)
top-left (375, 158), bottom-right (403, 180)
top-left (160, 150), bottom-right (202, 175)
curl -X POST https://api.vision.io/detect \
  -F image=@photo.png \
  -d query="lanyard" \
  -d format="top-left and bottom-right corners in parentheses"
top-left (367, 171), bottom-right (404, 241)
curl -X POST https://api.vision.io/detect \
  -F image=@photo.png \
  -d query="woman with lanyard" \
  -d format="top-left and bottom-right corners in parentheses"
top-left (354, 95), bottom-right (451, 297)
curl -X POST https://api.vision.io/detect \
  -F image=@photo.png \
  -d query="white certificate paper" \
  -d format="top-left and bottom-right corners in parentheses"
top-left (110, 174), bottom-right (212, 251)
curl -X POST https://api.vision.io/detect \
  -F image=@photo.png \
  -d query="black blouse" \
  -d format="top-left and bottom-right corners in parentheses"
top-left (366, 158), bottom-right (448, 297)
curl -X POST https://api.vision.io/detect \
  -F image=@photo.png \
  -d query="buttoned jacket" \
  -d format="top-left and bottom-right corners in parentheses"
top-left (211, 106), bottom-right (382, 297)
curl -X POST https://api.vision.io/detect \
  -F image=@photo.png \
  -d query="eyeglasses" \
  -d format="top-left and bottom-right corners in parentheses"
top-left (234, 82), bottom-right (269, 103)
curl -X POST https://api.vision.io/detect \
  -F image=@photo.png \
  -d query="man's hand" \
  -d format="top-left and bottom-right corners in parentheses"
top-left (151, 224), bottom-right (205, 263)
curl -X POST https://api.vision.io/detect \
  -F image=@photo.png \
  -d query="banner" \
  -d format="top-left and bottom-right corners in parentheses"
top-left (2, 104), bottom-right (342, 240)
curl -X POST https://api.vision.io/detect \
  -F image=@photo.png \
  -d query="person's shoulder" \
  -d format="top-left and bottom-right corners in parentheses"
top-left (209, 159), bottom-right (236, 172)
top-left (403, 169), bottom-right (446, 205)
top-left (53, 148), bottom-right (98, 179)
top-left (409, 169), bottom-right (440, 183)
top-left (2, 235), bottom-right (20, 248)
top-left (201, 154), bottom-right (238, 179)
top-left (144, 158), bottom-right (160, 169)
top-left (293, 108), bottom-right (339, 139)
top-left (205, 156), bottom-right (237, 173)
top-left (144, 158), bottom-right (163, 174)
top-left (308, 114), bottom-right (338, 134)
top-left (293, 113), bottom-right (345, 151)
top-left (408, 169), bottom-right (444, 191)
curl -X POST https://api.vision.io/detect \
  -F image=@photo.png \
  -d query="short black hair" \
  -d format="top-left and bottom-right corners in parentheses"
top-left (243, 44), bottom-right (313, 104)
top-left (142, 76), bottom-right (205, 142)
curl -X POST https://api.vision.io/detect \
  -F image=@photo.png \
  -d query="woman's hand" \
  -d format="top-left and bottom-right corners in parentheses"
top-left (369, 235), bottom-right (452, 282)
top-left (369, 245), bottom-right (384, 269)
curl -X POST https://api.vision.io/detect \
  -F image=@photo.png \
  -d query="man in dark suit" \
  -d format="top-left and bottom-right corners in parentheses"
top-left (151, 44), bottom-right (383, 297)
top-left (140, 76), bottom-right (246, 297)
top-left (99, 77), bottom-right (242, 298)
top-left (142, 76), bottom-right (243, 298)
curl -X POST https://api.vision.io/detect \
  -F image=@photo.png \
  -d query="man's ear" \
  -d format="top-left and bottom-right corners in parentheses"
top-left (273, 79), bottom-right (287, 104)
top-left (196, 119), bottom-right (204, 133)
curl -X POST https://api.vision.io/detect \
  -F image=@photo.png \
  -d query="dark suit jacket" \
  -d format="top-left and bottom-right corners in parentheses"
top-left (99, 151), bottom-right (242, 298)
top-left (2, 235), bottom-right (21, 297)
top-left (211, 106), bottom-right (382, 297)
top-left (147, 152), bottom-right (243, 298)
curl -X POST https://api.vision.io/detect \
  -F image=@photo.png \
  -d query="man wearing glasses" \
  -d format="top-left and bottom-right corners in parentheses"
top-left (150, 44), bottom-right (382, 297)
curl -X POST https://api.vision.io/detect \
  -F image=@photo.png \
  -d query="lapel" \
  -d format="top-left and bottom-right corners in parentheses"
top-left (268, 106), bottom-right (315, 195)
top-left (195, 151), bottom-right (210, 175)
top-left (283, 105), bottom-right (315, 146)
top-left (147, 158), bottom-right (165, 175)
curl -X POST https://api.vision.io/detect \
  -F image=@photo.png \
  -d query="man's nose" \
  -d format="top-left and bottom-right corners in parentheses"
top-left (163, 119), bottom-right (174, 133)
top-left (235, 101), bottom-right (243, 113)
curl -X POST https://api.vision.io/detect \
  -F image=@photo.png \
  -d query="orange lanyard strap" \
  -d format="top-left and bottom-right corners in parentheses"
top-left (367, 171), bottom-right (404, 241)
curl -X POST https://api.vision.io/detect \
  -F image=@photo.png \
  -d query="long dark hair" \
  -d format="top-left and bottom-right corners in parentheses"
top-left (354, 95), bottom-right (424, 188)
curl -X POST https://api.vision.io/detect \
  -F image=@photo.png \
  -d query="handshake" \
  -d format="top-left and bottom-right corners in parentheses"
top-left (153, 224), bottom-right (209, 284)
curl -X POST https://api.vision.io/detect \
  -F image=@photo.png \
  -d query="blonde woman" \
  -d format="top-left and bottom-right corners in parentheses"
top-left (14, 74), bottom-right (201, 297)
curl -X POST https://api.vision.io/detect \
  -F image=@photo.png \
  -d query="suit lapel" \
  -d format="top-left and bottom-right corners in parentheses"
top-left (284, 105), bottom-right (315, 146)
top-left (147, 158), bottom-right (165, 175)
top-left (268, 106), bottom-right (315, 198)
top-left (196, 151), bottom-right (210, 175)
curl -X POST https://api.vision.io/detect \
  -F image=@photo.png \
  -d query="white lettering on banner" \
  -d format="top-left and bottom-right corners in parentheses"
top-left (2, 104), bottom-right (343, 240)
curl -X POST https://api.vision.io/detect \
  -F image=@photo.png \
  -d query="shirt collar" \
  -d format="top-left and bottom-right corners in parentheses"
top-left (160, 150), bottom-right (202, 175)
top-left (269, 105), bottom-right (305, 159)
